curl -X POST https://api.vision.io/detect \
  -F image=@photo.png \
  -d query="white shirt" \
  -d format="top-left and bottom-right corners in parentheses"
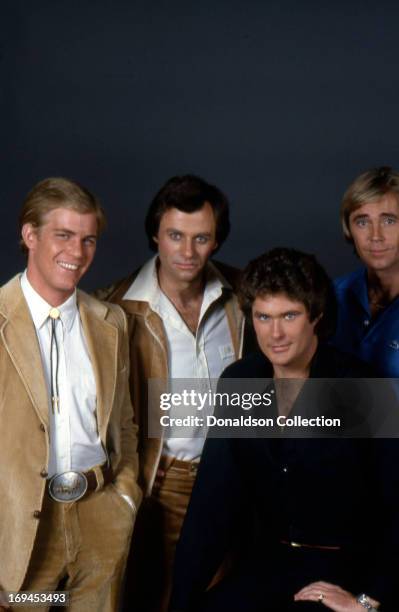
top-left (20, 272), bottom-right (106, 477)
top-left (124, 257), bottom-right (236, 460)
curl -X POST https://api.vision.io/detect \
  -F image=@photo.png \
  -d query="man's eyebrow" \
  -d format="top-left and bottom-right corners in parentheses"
top-left (53, 227), bottom-right (97, 238)
top-left (165, 227), bottom-right (212, 236)
top-left (281, 309), bottom-right (301, 315)
top-left (53, 227), bottom-right (75, 233)
top-left (252, 309), bottom-right (301, 316)
top-left (351, 213), bottom-right (369, 220)
top-left (351, 212), bottom-right (399, 222)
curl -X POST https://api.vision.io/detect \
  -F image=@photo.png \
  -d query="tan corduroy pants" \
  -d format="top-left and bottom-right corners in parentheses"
top-left (122, 457), bottom-right (198, 612)
top-left (21, 485), bottom-right (135, 612)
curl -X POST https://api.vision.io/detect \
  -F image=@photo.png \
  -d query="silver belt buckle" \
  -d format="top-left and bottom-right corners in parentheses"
top-left (48, 471), bottom-right (88, 502)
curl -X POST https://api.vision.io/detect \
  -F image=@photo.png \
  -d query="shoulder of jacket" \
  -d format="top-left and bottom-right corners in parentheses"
top-left (317, 343), bottom-right (376, 377)
top-left (92, 266), bottom-right (142, 304)
top-left (212, 260), bottom-right (241, 291)
top-left (78, 289), bottom-right (127, 328)
top-left (221, 350), bottom-right (268, 378)
top-left (0, 274), bottom-right (24, 319)
top-left (334, 268), bottom-right (364, 292)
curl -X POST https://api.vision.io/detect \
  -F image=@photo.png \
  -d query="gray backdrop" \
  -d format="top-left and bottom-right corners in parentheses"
top-left (2, 0), bottom-right (399, 290)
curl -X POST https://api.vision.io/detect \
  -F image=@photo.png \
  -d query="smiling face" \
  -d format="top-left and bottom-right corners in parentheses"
top-left (252, 293), bottom-right (320, 377)
top-left (349, 192), bottom-right (399, 275)
top-left (22, 207), bottom-right (98, 306)
top-left (154, 202), bottom-right (218, 287)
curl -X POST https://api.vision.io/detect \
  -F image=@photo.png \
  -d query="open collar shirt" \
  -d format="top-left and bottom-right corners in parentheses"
top-left (123, 256), bottom-right (236, 460)
top-left (332, 267), bottom-right (399, 378)
top-left (20, 271), bottom-right (106, 476)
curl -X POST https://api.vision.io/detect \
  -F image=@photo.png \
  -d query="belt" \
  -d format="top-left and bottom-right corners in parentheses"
top-left (85, 464), bottom-right (114, 491)
top-left (280, 540), bottom-right (341, 551)
top-left (159, 455), bottom-right (199, 475)
top-left (47, 464), bottom-right (114, 502)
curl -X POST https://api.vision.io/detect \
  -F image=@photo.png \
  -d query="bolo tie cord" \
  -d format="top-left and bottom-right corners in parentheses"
top-left (50, 315), bottom-right (60, 413)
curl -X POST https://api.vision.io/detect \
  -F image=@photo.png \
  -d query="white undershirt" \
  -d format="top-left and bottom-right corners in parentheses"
top-left (20, 271), bottom-right (106, 477)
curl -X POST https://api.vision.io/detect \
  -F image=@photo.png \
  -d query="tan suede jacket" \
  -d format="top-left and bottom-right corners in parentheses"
top-left (97, 259), bottom-right (253, 497)
top-left (0, 276), bottom-right (141, 592)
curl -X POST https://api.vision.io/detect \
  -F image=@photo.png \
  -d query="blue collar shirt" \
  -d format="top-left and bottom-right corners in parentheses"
top-left (332, 267), bottom-right (399, 377)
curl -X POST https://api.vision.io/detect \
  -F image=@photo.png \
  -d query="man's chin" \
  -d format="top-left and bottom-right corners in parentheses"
top-left (174, 266), bottom-right (203, 281)
top-left (263, 353), bottom-right (290, 366)
top-left (365, 257), bottom-right (397, 272)
top-left (54, 278), bottom-right (81, 295)
top-left (56, 268), bottom-right (83, 285)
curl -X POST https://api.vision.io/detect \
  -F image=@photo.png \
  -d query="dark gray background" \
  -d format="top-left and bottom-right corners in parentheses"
top-left (2, 0), bottom-right (399, 290)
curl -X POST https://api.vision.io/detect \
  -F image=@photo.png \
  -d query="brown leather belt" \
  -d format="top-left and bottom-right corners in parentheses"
top-left (47, 464), bottom-right (114, 499)
top-left (159, 455), bottom-right (199, 475)
top-left (85, 464), bottom-right (114, 491)
top-left (280, 540), bottom-right (341, 551)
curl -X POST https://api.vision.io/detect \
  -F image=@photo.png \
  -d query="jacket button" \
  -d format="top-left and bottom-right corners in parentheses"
top-left (33, 510), bottom-right (41, 519)
top-left (40, 469), bottom-right (48, 478)
top-left (39, 424), bottom-right (45, 432)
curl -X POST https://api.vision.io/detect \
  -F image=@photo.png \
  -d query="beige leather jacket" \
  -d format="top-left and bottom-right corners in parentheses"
top-left (0, 275), bottom-right (141, 591)
top-left (97, 259), bottom-right (251, 496)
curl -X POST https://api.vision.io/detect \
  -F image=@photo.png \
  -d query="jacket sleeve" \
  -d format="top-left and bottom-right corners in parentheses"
top-left (112, 307), bottom-right (142, 512)
top-left (169, 434), bottom-right (245, 611)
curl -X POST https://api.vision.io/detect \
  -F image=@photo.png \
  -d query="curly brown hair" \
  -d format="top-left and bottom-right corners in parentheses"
top-left (239, 248), bottom-right (337, 340)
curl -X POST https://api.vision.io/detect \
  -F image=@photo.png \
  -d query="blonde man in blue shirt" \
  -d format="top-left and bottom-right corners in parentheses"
top-left (332, 165), bottom-right (399, 377)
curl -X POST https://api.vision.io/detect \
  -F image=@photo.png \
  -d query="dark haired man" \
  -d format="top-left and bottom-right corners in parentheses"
top-left (0, 178), bottom-right (140, 612)
top-left (332, 166), bottom-right (399, 377)
top-left (169, 248), bottom-right (398, 612)
top-left (99, 175), bottom-right (251, 611)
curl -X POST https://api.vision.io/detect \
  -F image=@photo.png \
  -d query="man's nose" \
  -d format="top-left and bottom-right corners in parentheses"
top-left (182, 238), bottom-right (194, 258)
top-left (369, 221), bottom-right (383, 241)
top-left (271, 319), bottom-right (284, 338)
top-left (68, 238), bottom-right (83, 258)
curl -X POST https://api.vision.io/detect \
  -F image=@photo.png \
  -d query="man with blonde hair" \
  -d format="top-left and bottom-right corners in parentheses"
top-left (332, 165), bottom-right (399, 377)
top-left (0, 177), bottom-right (141, 612)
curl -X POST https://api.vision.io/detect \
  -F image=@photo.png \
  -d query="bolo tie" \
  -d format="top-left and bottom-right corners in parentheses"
top-left (49, 307), bottom-right (61, 413)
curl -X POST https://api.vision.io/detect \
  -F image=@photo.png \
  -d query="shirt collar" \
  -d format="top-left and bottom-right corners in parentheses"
top-left (123, 256), bottom-right (161, 307)
top-left (349, 267), bottom-right (371, 315)
top-left (203, 262), bottom-right (227, 305)
top-left (20, 271), bottom-right (78, 332)
top-left (122, 255), bottom-right (231, 310)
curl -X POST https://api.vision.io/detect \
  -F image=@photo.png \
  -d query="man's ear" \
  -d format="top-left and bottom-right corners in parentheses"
top-left (21, 223), bottom-right (38, 252)
top-left (153, 235), bottom-right (159, 245)
top-left (212, 241), bottom-right (218, 251)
